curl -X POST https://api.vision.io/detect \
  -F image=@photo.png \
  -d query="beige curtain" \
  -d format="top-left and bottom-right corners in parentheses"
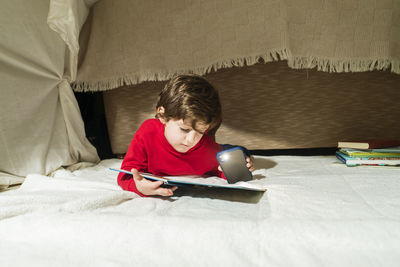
top-left (75, 0), bottom-right (399, 91)
top-left (0, 0), bottom-right (99, 189)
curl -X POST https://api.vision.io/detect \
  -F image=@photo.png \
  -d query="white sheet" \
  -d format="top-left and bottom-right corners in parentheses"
top-left (1, 156), bottom-right (400, 266)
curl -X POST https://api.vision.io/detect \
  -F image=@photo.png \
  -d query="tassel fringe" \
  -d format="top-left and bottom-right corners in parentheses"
top-left (72, 48), bottom-right (400, 92)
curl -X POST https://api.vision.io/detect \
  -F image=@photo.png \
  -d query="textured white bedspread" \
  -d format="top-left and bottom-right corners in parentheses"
top-left (1, 156), bottom-right (399, 267)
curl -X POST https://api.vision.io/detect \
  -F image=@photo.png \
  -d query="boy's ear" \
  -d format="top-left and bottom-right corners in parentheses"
top-left (157, 106), bottom-right (167, 124)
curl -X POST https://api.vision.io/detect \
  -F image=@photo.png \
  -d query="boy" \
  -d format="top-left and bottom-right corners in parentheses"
top-left (118, 74), bottom-right (254, 197)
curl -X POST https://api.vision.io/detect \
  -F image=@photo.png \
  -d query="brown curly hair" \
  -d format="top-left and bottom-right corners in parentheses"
top-left (155, 74), bottom-right (222, 136)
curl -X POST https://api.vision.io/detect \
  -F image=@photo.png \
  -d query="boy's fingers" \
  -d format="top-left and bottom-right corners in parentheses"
top-left (246, 158), bottom-right (251, 166)
top-left (171, 186), bottom-right (178, 191)
top-left (155, 187), bottom-right (175, 196)
top-left (150, 180), bottom-right (164, 188)
top-left (246, 157), bottom-right (255, 172)
top-left (152, 183), bottom-right (178, 196)
top-left (149, 181), bottom-right (178, 196)
top-left (130, 170), bottom-right (177, 197)
top-left (218, 165), bottom-right (222, 172)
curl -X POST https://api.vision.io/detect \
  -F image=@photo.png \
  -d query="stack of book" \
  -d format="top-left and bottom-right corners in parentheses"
top-left (336, 140), bottom-right (400, 167)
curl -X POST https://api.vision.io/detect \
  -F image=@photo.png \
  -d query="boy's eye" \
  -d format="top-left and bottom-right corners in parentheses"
top-left (180, 128), bottom-right (191, 133)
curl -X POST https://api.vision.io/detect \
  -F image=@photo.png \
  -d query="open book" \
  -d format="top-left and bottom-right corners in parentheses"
top-left (110, 168), bottom-right (267, 192)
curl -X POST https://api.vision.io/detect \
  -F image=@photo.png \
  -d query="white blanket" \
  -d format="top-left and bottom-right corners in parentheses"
top-left (1, 156), bottom-right (400, 266)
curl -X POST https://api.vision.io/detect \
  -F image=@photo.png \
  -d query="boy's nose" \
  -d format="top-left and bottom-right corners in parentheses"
top-left (185, 131), bottom-right (196, 145)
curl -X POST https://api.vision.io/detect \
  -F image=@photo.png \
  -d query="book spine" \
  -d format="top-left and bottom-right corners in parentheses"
top-left (338, 141), bottom-right (400, 149)
top-left (335, 152), bottom-right (400, 166)
top-left (339, 149), bottom-right (400, 158)
top-left (345, 153), bottom-right (400, 158)
top-left (343, 154), bottom-right (400, 159)
top-left (336, 152), bottom-right (355, 166)
top-left (335, 152), bottom-right (346, 164)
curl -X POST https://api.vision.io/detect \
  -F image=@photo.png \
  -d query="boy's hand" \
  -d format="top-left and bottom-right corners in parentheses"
top-left (246, 156), bottom-right (255, 172)
top-left (131, 168), bottom-right (178, 196)
top-left (218, 156), bottom-right (255, 172)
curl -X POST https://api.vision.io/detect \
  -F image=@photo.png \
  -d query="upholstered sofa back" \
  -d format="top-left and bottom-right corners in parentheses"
top-left (104, 61), bottom-right (400, 155)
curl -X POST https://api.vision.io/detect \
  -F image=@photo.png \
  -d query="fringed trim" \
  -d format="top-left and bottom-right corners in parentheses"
top-left (72, 49), bottom-right (399, 92)
top-left (71, 48), bottom-right (289, 92)
top-left (289, 57), bottom-right (400, 74)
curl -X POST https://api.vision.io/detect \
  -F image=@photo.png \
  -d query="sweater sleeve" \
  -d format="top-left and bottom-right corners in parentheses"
top-left (117, 173), bottom-right (145, 197)
top-left (117, 127), bottom-right (148, 197)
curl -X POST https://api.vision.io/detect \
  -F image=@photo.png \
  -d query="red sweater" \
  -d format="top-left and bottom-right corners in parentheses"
top-left (118, 119), bottom-right (224, 196)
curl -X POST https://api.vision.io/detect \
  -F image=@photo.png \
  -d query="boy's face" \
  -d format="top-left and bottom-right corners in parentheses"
top-left (163, 119), bottom-right (209, 153)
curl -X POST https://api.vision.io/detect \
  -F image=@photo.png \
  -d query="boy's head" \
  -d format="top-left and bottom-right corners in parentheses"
top-left (156, 74), bottom-right (222, 133)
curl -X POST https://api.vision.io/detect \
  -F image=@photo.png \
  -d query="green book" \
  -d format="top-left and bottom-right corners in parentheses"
top-left (339, 147), bottom-right (400, 158)
top-left (336, 151), bottom-right (400, 166)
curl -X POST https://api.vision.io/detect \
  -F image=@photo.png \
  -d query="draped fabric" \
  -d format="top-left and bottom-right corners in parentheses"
top-left (74, 0), bottom-right (400, 92)
top-left (0, 0), bottom-right (99, 188)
